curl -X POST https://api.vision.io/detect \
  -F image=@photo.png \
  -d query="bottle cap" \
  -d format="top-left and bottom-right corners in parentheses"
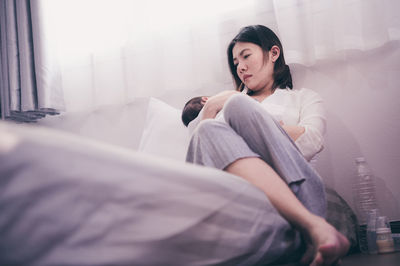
top-left (376, 227), bottom-right (392, 234)
top-left (376, 216), bottom-right (390, 230)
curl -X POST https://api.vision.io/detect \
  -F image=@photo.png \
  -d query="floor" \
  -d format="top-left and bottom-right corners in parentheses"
top-left (341, 251), bottom-right (400, 266)
top-left (276, 251), bottom-right (400, 266)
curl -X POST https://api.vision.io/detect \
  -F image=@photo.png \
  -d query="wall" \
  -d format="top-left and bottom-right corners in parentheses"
top-left (293, 41), bottom-right (400, 221)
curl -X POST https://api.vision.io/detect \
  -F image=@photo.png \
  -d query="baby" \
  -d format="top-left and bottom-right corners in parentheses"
top-left (181, 96), bottom-right (208, 127)
top-left (182, 92), bottom-right (284, 129)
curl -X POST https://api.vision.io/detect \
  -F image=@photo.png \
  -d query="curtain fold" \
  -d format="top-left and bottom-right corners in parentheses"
top-left (0, 0), bottom-right (64, 122)
top-left (272, 0), bottom-right (400, 65)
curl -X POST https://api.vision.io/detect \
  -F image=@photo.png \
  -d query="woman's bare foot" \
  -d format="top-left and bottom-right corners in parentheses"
top-left (301, 216), bottom-right (350, 265)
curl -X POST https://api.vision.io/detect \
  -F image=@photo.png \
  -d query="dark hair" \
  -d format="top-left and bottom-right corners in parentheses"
top-left (227, 25), bottom-right (293, 91)
top-left (181, 96), bottom-right (205, 127)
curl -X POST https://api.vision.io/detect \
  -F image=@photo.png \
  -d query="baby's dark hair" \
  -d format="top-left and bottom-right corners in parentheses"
top-left (181, 96), bottom-right (205, 127)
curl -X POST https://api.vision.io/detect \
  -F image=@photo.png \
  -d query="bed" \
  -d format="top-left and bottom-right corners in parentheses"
top-left (0, 96), bottom-right (358, 265)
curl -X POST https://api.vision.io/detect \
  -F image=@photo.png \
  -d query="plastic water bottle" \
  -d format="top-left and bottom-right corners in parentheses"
top-left (354, 157), bottom-right (378, 253)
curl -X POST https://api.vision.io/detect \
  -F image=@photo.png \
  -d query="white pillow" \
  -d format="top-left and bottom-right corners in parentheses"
top-left (138, 97), bottom-right (190, 161)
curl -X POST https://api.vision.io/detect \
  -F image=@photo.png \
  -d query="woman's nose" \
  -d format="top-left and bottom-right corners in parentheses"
top-left (238, 62), bottom-right (247, 73)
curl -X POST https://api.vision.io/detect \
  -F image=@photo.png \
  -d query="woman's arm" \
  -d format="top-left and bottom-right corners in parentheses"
top-left (280, 124), bottom-right (305, 142)
top-left (293, 89), bottom-right (327, 161)
top-left (187, 90), bottom-right (240, 135)
top-left (201, 90), bottom-right (239, 120)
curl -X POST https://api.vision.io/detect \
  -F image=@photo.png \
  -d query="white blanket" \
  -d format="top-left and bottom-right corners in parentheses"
top-left (0, 122), bottom-right (302, 265)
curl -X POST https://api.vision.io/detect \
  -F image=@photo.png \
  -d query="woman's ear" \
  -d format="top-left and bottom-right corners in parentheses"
top-left (270, 45), bottom-right (280, 63)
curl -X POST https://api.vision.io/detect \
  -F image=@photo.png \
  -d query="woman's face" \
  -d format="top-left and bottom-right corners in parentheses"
top-left (232, 42), bottom-right (276, 93)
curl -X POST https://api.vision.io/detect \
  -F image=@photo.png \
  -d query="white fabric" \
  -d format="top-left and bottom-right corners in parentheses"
top-left (0, 121), bottom-right (301, 265)
top-left (188, 88), bottom-right (326, 161)
top-left (37, 98), bottom-right (150, 150)
top-left (35, 0), bottom-right (400, 111)
top-left (138, 97), bottom-right (190, 161)
top-left (30, 0), bottom-right (65, 110)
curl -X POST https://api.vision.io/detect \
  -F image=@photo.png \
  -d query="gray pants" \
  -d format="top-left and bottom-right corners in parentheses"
top-left (186, 93), bottom-right (326, 218)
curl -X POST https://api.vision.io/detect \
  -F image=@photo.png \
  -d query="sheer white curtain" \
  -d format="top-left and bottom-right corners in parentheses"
top-left (44, 0), bottom-right (399, 111)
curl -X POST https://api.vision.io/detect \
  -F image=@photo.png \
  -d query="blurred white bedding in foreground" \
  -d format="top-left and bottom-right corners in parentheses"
top-left (0, 121), bottom-right (304, 266)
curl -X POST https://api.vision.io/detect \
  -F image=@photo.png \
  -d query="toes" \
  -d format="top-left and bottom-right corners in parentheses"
top-left (310, 251), bottom-right (324, 266)
top-left (314, 242), bottom-right (348, 265)
top-left (300, 245), bottom-right (315, 265)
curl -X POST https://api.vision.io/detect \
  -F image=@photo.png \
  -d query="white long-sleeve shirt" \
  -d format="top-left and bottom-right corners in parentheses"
top-left (188, 88), bottom-right (327, 161)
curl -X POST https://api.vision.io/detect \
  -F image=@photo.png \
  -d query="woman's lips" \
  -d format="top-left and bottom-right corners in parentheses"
top-left (243, 74), bottom-right (252, 81)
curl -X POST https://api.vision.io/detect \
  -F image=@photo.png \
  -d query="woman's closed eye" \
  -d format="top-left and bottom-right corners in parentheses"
top-left (234, 56), bottom-right (250, 69)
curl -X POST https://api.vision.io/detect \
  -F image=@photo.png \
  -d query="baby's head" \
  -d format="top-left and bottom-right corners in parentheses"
top-left (181, 96), bottom-right (208, 127)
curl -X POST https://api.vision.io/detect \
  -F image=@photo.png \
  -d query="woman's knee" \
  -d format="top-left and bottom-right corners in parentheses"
top-left (193, 119), bottom-right (224, 138)
top-left (223, 94), bottom-right (250, 116)
top-left (223, 94), bottom-right (275, 126)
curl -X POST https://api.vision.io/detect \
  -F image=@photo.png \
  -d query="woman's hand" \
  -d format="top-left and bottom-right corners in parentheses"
top-left (280, 121), bottom-right (305, 141)
top-left (202, 90), bottom-right (239, 119)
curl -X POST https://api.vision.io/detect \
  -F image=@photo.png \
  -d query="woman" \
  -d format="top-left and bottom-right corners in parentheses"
top-left (186, 25), bottom-right (349, 265)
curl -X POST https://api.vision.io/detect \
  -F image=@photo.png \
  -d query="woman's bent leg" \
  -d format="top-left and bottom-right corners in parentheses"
top-left (226, 157), bottom-right (349, 266)
top-left (223, 94), bottom-right (326, 217)
top-left (186, 119), bottom-right (259, 170)
top-left (187, 119), bottom-right (304, 264)
top-left (187, 95), bottom-right (350, 265)
top-left (187, 117), bottom-right (349, 265)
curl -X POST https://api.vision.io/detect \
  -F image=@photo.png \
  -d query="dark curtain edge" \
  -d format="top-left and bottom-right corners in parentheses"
top-left (0, 0), bottom-right (61, 123)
